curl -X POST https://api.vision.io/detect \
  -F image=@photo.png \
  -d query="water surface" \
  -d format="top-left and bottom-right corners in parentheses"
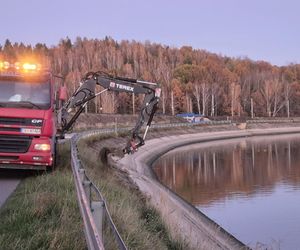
top-left (153, 134), bottom-right (300, 249)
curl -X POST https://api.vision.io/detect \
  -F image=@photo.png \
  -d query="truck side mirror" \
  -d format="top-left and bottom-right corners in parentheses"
top-left (59, 86), bottom-right (67, 101)
top-left (54, 86), bottom-right (67, 110)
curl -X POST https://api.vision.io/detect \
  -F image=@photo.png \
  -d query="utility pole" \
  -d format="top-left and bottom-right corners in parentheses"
top-left (251, 98), bottom-right (254, 119)
top-left (132, 93), bottom-right (135, 114)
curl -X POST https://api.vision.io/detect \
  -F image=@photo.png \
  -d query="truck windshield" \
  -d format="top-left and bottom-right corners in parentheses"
top-left (0, 80), bottom-right (51, 110)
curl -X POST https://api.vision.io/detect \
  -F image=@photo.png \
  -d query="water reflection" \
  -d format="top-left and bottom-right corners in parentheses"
top-left (153, 134), bottom-right (300, 249)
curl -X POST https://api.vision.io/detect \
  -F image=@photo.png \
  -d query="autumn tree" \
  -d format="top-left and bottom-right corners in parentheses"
top-left (2, 37), bottom-right (300, 117)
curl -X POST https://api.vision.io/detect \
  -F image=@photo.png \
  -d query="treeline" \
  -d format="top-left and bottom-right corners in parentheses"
top-left (1, 37), bottom-right (300, 117)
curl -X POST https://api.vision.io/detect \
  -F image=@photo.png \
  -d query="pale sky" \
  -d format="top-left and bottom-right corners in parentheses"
top-left (1, 0), bottom-right (299, 66)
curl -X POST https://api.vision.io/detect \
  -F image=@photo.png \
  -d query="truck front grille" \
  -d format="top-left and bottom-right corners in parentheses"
top-left (0, 135), bottom-right (32, 153)
top-left (0, 127), bottom-right (20, 132)
top-left (0, 117), bottom-right (27, 126)
top-left (0, 117), bottom-right (43, 127)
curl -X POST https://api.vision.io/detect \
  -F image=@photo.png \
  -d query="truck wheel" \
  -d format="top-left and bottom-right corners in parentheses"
top-left (53, 142), bottom-right (58, 169)
top-left (47, 142), bottom-right (57, 172)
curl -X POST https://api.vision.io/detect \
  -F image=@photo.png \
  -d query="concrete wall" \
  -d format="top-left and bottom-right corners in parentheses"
top-left (115, 127), bottom-right (300, 249)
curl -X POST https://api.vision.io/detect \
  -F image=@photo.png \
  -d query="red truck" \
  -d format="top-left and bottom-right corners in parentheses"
top-left (0, 59), bottom-right (160, 170)
top-left (0, 60), bottom-right (65, 170)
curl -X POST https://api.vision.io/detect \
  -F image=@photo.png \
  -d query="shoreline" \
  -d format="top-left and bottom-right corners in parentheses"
top-left (114, 127), bottom-right (300, 249)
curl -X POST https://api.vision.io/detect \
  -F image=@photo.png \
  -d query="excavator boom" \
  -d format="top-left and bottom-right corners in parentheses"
top-left (58, 71), bottom-right (161, 154)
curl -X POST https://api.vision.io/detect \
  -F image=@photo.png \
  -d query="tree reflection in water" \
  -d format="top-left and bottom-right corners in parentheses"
top-left (153, 134), bottom-right (300, 249)
top-left (154, 135), bottom-right (300, 205)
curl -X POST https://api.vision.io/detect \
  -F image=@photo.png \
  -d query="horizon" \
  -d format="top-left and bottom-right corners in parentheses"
top-left (1, 0), bottom-right (299, 67)
top-left (1, 36), bottom-right (298, 68)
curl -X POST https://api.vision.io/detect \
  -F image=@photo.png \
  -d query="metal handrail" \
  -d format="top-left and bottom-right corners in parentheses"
top-left (70, 133), bottom-right (127, 250)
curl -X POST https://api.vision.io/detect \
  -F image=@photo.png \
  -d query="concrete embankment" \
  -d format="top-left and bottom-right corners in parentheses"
top-left (115, 127), bottom-right (300, 250)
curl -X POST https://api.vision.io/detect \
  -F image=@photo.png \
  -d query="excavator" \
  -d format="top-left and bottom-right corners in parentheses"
top-left (58, 71), bottom-right (161, 154)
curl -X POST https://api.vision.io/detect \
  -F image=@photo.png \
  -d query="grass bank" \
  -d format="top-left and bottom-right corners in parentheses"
top-left (0, 143), bottom-right (85, 250)
top-left (78, 135), bottom-right (188, 250)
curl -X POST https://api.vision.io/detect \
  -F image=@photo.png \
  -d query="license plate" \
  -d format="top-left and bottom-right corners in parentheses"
top-left (21, 128), bottom-right (41, 134)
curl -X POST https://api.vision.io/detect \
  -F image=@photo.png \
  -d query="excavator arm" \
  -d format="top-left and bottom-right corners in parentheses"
top-left (58, 71), bottom-right (161, 154)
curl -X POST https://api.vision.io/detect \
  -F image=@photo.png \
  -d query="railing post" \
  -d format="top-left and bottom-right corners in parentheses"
top-left (83, 180), bottom-right (92, 205)
top-left (114, 118), bottom-right (118, 136)
top-left (79, 168), bottom-right (85, 182)
top-left (91, 201), bottom-right (105, 241)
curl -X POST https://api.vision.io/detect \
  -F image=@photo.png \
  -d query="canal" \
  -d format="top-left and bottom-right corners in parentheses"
top-left (153, 134), bottom-right (300, 249)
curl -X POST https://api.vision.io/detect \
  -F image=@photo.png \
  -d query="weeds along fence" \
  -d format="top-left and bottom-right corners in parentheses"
top-left (70, 133), bottom-right (127, 250)
top-left (70, 118), bottom-right (300, 249)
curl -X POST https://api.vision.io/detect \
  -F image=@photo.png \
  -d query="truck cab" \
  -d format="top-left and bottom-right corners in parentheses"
top-left (0, 60), bottom-right (58, 170)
